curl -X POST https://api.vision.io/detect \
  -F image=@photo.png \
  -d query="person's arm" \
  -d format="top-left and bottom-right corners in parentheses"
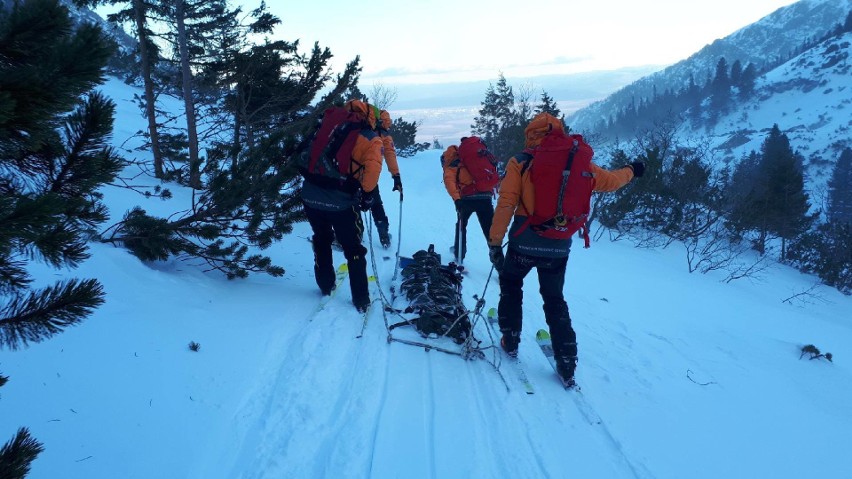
top-left (382, 134), bottom-right (400, 176)
top-left (443, 161), bottom-right (461, 201)
top-left (590, 163), bottom-right (634, 193)
top-left (489, 156), bottom-right (522, 246)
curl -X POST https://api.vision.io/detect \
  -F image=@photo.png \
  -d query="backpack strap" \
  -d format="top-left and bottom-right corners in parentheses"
top-left (516, 151), bottom-right (534, 176)
top-left (554, 141), bottom-right (580, 220)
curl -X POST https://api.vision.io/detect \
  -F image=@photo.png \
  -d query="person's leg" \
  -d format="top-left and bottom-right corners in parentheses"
top-left (473, 197), bottom-right (495, 242)
top-left (304, 205), bottom-right (336, 294)
top-left (369, 187), bottom-right (391, 247)
top-left (536, 255), bottom-right (578, 383)
top-left (331, 207), bottom-right (370, 310)
top-left (497, 248), bottom-right (534, 354)
top-left (456, 201), bottom-right (475, 261)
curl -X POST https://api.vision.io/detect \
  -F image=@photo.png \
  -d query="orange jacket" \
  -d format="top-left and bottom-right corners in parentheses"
top-left (376, 111), bottom-right (399, 176)
top-left (379, 133), bottom-right (400, 176)
top-left (489, 113), bottom-right (634, 246)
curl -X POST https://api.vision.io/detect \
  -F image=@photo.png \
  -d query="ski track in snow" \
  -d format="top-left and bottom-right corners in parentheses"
top-left (210, 234), bottom-right (653, 479)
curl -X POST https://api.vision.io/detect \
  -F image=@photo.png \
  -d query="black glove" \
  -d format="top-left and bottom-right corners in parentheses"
top-left (392, 174), bottom-right (402, 192)
top-left (358, 189), bottom-right (375, 211)
top-left (628, 161), bottom-right (645, 178)
top-left (488, 245), bottom-right (505, 272)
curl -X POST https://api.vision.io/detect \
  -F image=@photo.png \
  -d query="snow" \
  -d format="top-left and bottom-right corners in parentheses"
top-left (2, 77), bottom-right (852, 479)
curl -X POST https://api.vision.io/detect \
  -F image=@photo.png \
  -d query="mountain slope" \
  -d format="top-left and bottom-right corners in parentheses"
top-left (568, 0), bottom-right (851, 133)
top-left (707, 30), bottom-right (851, 188)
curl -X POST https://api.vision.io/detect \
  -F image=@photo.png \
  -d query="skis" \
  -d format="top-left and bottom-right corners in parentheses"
top-left (535, 328), bottom-right (602, 425)
top-left (488, 307), bottom-right (534, 395)
top-left (534, 329), bottom-right (576, 389)
top-left (355, 275), bottom-right (378, 338)
top-left (312, 263), bottom-right (349, 317)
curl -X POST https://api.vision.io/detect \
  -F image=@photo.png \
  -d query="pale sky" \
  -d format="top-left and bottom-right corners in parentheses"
top-left (267, 0), bottom-right (800, 84)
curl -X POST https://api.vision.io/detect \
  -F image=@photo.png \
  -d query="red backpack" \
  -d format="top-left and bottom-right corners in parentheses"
top-left (457, 136), bottom-right (500, 196)
top-left (300, 106), bottom-right (369, 191)
top-left (516, 130), bottom-right (595, 247)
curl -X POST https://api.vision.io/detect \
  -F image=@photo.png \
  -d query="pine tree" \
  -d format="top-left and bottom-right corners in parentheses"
top-left (80, 0), bottom-right (166, 178)
top-left (738, 63), bottom-right (758, 100)
top-left (709, 57), bottom-right (731, 118)
top-left (102, 31), bottom-right (364, 279)
top-left (0, 428), bottom-right (44, 479)
top-left (1, 0), bottom-right (119, 348)
top-left (471, 74), bottom-right (514, 149)
top-left (730, 59), bottom-right (743, 87)
top-left (828, 148), bottom-right (852, 224)
top-left (763, 125), bottom-right (813, 259)
top-left (158, 0), bottom-right (242, 189)
top-left (471, 73), bottom-right (528, 167)
top-left (390, 117), bottom-right (430, 158)
top-left (534, 90), bottom-right (561, 118)
top-left (1, 0), bottom-right (120, 472)
top-left (727, 125), bottom-right (813, 258)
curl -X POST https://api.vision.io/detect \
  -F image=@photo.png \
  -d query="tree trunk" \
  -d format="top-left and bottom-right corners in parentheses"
top-left (175, 0), bottom-right (201, 189)
top-left (132, 0), bottom-right (164, 179)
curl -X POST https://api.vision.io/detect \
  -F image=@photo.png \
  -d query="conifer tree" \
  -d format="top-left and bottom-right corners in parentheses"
top-left (738, 63), bottom-right (758, 100)
top-left (390, 117), bottom-right (430, 158)
top-left (709, 57), bottom-right (731, 118)
top-left (471, 74), bottom-right (513, 147)
top-left (827, 148), bottom-right (852, 224)
top-left (1, 0), bottom-right (121, 472)
top-left (103, 36), bottom-right (364, 279)
top-left (156, 0), bottom-right (242, 189)
top-left (1, 0), bottom-right (119, 347)
top-left (78, 0), bottom-right (166, 178)
top-left (727, 125), bottom-right (813, 258)
top-left (534, 90), bottom-right (561, 118)
top-left (729, 60), bottom-right (743, 87)
top-left (0, 428), bottom-right (44, 479)
top-left (471, 73), bottom-right (533, 167)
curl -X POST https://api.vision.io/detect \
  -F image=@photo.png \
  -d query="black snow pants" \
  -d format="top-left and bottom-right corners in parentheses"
top-left (497, 248), bottom-right (578, 359)
top-left (304, 204), bottom-right (369, 305)
top-left (453, 196), bottom-right (494, 262)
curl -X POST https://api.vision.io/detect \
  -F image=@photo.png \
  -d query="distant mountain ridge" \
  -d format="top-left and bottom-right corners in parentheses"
top-left (568, 0), bottom-right (851, 132)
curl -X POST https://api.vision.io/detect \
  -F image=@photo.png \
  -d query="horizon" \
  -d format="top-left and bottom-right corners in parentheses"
top-left (268, 0), bottom-right (799, 86)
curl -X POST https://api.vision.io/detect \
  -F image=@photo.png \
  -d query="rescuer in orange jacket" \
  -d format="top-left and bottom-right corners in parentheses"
top-left (488, 112), bottom-right (645, 387)
top-left (300, 99), bottom-right (383, 312)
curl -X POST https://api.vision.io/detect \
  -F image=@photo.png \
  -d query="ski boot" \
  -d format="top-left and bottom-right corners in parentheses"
top-left (555, 355), bottom-right (577, 389)
top-left (374, 220), bottom-right (391, 249)
top-left (500, 330), bottom-right (521, 358)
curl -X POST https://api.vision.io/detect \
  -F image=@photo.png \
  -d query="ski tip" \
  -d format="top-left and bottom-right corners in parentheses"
top-left (368, 275), bottom-right (377, 282)
top-left (338, 263), bottom-right (348, 273)
top-left (487, 307), bottom-right (497, 319)
top-left (535, 329), bottom-right (550, 341)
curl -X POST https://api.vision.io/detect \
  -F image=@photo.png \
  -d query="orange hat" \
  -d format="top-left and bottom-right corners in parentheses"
top-left (524, 112), bottom-right (563, 147)
top-left (345, 99), bottom-right (377, 129)
top-left (379, 110), bottom-right (392, 130)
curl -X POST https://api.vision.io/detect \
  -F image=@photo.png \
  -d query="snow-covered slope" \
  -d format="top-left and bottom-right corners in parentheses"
top-left (568, 0), bottom-right (851, 135)
top-left (1, 78), bottom-right (851, 479)
top-left (703, 30), bottom-right (851, 193)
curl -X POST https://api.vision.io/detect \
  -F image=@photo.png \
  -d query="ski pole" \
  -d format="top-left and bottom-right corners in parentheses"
top-left (456, 208), bottom-right (464, 267)
top-left (391, 193), bottom-right (403, 285)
